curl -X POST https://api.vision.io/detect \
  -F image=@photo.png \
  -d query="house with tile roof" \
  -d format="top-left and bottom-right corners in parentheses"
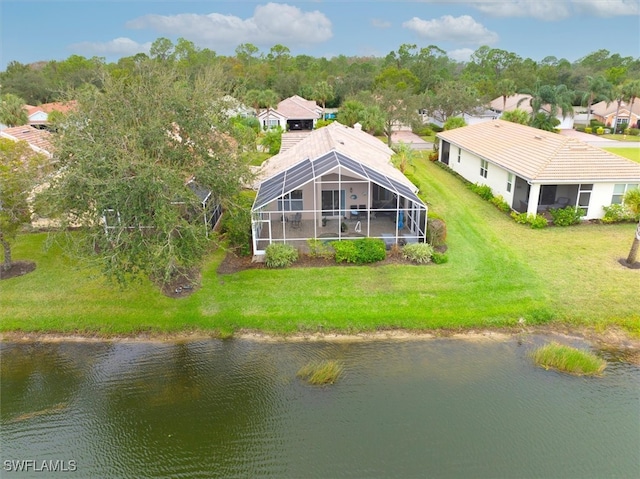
top-left (0, 125), bottom-right (53, 158)
top-left (25, 101), bottom-right (77, 128)
top-left (257, 95), bottom-right (322, 131)
top-left (590, 100), bottom-right (640, 130)
top-left (489, 94), bottom-right (574, 129)
top-left (251, 122), bottom-right (428, 256)
top-left (436, 120), bottom-right (640, 220)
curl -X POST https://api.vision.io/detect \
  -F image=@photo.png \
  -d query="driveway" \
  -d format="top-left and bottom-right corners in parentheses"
top-left (390, 129), bottom-right (433, 150)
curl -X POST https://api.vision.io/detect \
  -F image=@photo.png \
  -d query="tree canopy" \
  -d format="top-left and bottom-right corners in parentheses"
top-left (45, 63), bottom-right (252, 285)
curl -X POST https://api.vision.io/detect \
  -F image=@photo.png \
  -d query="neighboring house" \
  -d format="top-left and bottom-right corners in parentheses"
top-left (257, 95), bottom-right (322, 131)
top-left (0, 125), bottom-right (53, 158)
top-left (436, 120), bottom-right (640, 220)
top-left (489, 94), bottom-right (574, 130)
top-left (590, 100), bottom-right (640, 130)
top-left (25, 101), bottom-right (77, 128)
top-left (251, 122), bottom-right (428, 256)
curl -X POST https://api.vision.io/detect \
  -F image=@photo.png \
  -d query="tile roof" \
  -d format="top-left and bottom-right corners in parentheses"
top-left (257, 121), bottom-right (414, 189)
top-left (274, 95), bottom-right (322, 120)
top-left (591, 100), bottom-right (640, 117)
top-left (437, 119), bottom-right (640, 183)
top-left (0, 125), bottom-right (53, 156)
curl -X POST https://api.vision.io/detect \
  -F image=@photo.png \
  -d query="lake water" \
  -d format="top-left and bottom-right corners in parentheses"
top-left (1, 337), bottom-right (639, 478)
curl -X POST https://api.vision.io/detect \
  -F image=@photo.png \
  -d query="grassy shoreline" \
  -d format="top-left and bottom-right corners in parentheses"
top-left (1, 157), bottom-right (638, 338)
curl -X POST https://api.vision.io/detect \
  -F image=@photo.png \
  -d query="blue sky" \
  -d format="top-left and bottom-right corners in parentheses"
top-left (1, 1), bottom-right (639, 70)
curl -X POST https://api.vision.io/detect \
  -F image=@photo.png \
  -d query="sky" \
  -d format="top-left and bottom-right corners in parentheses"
top-left (1, 1), bottom-right (639, 70)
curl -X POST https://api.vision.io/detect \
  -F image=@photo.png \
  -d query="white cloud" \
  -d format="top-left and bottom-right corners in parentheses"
top-left (70, 37), bottom-right (152, 57)
top-left (447, 48), bottom-right (475, 62)
top-left (403, 15), bottom-right (499, 45)
top-left (125, 2), bottom-right (332, 49)
top-left (371, 18), bottom-right (392, 29)
top-left (573, 0), bottom-right (639, 17)
top-left (419, 1), bottom-right (638, 20)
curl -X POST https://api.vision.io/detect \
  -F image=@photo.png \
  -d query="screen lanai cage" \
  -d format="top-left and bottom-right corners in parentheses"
top-left (251, 149), bottom-right (428, 256)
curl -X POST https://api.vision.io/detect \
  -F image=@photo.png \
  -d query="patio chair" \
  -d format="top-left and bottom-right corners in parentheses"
top-left (350, 205), bottom-right (360, 220)
top-left (550, 197), bottom-right (570, 209)
top-left (290, 212), bottom-right (302, 229)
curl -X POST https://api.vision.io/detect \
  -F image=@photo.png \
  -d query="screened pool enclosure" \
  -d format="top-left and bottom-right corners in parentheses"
top-left (251, 150), bottom-right (428, 256)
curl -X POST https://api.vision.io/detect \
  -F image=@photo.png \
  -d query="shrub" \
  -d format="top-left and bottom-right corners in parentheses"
top-left (297, 360), bottom-right (343, 385)
top-left (602, 203), bottom-right (639, 223)
top-left (404, 172), bottom-right (421, 191)
top-left (584, 127), bottom-right (592, 134)
top-left (428, 151), bottom-right (439, 161)
top-left (468, 183), bottom-right (494, 200)
top-left (549, 206), bottom-right (583, 226)
top-left (402, 243), bottom-right (434, 264)
top-left (530, 342), bottom-right (606, 376)
top-left (331, 238), bottom-right (386, 264)
top-left (314, 119), bottom-right (334, 129)
top-left (259, 127), bottom-right (283, 154)
top-left (220, 192), bottom-right (255, 256)
top-left (510, 211), bottom-right (548, 229)
top-left (426, 218), bottom-right (447, 247)
top-left (627, 128), bottom-right (640, 136)
top-left (431, 251), bottom-right (449, 264)
top-left (596, 127), bottom-right (605, 135)
top-left (264, 243), bottom-right (298, 268)
top-left (306, 239), bottom-right (334, 259)
top-left (490, 195), bottom-right (511, 212)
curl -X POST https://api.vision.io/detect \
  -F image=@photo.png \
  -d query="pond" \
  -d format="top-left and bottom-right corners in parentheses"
top-left (1, 336), bottom-right (638, 478)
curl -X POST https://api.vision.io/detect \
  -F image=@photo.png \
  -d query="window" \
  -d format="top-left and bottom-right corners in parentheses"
top-left (457, 147), bottom-right (461, 163)
top-left (506, 173), bottom-right (514, 193)
top-left (612, 183), bottom-right (639, 204)
top-left (278, 190), bottom-right (303, 211)
top-left (480, 159), bottom-right (488, 178)
top-left (577, 184), bottom-right (593, 214)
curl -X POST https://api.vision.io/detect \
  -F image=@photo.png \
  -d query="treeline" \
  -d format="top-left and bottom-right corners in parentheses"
top-left (1, 38), bottom-right (639, 109)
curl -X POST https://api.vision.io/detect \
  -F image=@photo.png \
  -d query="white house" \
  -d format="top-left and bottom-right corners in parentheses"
top-left (251, 122), bottom-right (428, 256)
top-left (436, 120), bottom-right (640, 220)
top-left (257, 95), bottom-right (322, 131)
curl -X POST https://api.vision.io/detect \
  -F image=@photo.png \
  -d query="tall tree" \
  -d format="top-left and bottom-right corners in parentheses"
top-left (623, 188), bottom-right (640, 265)
top-left (582, 75), bottom-right (612, 124)
top-left (0, 93), bottom-right (28, 127)
top-left (424, 81), bottom-right (479, 123)
top-left (0, 138), bottom-right (51, 273)
top-left (312, 80), bottom-right (334, 118)
top-left (518, 82), bottom-right (574, 130)
top-left (46, 63), bottom-right (252, 285)
top-left (496, 78), bottom-right (517, 111)
top-left (623, 80), bottom-right (640, 129)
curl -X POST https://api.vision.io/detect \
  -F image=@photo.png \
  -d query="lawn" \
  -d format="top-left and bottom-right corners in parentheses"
top-left (604, 147), bottom-right (640, 163)
top-left (1, 157), bottom-right (638, 335)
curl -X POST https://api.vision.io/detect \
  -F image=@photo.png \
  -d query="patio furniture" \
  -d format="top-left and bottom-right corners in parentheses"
top-left (290, 212), bottom-right (302, 229)
top-left (550, 197), bottom-right (570, 209)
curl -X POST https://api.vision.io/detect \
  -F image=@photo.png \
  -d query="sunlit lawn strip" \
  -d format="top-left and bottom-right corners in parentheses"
top-left (1, 157), bottom-right (638, 335)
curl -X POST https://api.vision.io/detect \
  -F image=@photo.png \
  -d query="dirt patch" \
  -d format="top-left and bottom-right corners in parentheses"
top-left (155, 267), bottom-right (202, 298)
top-left (0, 261), bottom-right (36, 280)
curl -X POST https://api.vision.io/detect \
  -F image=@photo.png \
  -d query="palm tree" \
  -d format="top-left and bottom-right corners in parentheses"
top-left (496, 78), bottom-right (517, 112)
top-left (610, 83), bottom-right (626, 133)
top-left (312, 80), bottom-right (334, 120)
top-left (0, 93), bottom-right (28, 127)
top-left (518, 82), bottom-right (574, 131)
top-left (391, 141), bottom-right (415, 173)
top-left (582, 75), bottom-right (612, 125)
top-left (623, 188), bottom-right (640, 266)
top-left (623, 80), bottom-right (640, 129)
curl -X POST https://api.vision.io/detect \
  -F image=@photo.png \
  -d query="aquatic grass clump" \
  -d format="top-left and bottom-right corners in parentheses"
top-left (531, 342), bottom-right (606, 376)
top-left (297, 360), bottom-right (344, 385)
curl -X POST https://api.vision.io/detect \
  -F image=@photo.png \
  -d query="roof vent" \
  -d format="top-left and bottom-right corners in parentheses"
top-left (534, 135), bottom-right (542, 140)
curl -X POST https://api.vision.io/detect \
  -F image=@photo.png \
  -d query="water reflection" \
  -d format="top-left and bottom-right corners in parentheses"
top-left (1, 338), bottom-right (638, 479)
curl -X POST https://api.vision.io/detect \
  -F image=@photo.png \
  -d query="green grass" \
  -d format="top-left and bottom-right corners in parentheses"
top-left (530, 342), bottom-right (607, 376)
top-left (297, 360), bottom-right (344, 385)
top-left (1, 155), bottom-right (639, 335)
top-left (604, 147), bottom-right (640, 163)
top-left (601, 134), bottom-right (640, 142)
